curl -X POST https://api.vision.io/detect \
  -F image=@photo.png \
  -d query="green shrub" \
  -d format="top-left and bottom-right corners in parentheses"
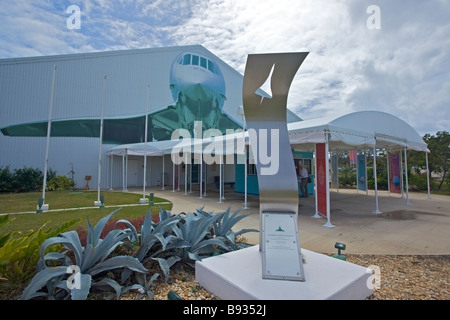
top-left (0, 218), bottom-right (80, 283)
top-left (0, 167), bottom-right (14, 193)
top-left (12, 167), bottom-right (43, 193)
top-left (46, 175), bottom-right (74, 191)
top-left (0, 166), bottom-right (59, 193)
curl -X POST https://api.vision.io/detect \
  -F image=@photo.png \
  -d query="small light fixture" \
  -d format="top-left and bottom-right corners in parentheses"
top-left (332, 242), bottom-right (346, 261)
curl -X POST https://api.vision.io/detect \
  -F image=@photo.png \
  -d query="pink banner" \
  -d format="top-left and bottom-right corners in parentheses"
top-left (349, 150), bottom-right (357, 165)
top-left (316, 143), bottom-right (327, 216)
top-left (389, 153), bottom-right (401, 193)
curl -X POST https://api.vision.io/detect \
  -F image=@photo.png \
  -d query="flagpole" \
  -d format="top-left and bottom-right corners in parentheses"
top-left (95, 75), bottom-right (106, 207)
top-left (40, 65), bottom-right (57, 211)
top-left (141, 84), bottom-right (150, 203)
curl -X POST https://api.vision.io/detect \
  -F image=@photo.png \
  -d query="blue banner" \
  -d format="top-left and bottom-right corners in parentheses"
top-left (357, 154), bottom-right (366, 191)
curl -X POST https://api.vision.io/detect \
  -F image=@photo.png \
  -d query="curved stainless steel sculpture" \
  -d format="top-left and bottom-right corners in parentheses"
top-left (243, 52), bottom-right (308, 281)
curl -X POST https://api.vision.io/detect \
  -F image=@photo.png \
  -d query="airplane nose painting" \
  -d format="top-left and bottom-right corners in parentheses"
top-left (0, 50), bottom-right (240, 144)
top-left (158, 51), bottom-right (236, 139)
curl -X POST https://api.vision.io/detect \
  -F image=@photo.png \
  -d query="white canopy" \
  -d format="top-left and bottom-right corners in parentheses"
top-left (107, 111), bottom-right (428, 156)
top-left (288, 111), bottom-right (429, 152)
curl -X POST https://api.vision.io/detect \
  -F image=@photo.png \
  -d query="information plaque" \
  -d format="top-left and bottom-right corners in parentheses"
top-left (262, 212), bottom-right (305, 281)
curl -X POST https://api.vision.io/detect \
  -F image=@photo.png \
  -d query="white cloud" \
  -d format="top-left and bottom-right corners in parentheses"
top-left (0, 0), bottom-right (448, 136)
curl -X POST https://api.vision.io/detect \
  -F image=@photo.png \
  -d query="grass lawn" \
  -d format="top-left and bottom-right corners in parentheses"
top-left (0, 190), bottom-right (173, 234)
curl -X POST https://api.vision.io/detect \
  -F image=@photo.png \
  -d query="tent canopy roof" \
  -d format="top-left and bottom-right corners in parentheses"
top-left (108, 111), bottom-right (429, 156)
top-left (288, 111), bottom-right (429, 152)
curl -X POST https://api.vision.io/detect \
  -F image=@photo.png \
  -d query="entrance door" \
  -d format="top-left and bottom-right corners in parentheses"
top-left (128, 159), bottom-right (139, 187)
top-left (191, 163), bottom-right (199, 183)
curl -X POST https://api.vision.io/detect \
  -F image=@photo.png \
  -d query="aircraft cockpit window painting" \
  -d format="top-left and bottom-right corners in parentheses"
top-left (178, 53), bottom-right (219, 75)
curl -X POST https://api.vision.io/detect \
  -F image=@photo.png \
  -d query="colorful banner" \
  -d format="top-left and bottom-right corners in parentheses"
top-left (349, 150), bottom-right (357, 165)
top-left (316, 143), bottom-right (327, 216)
top-left (357, 154), bottom-right (366, 191)
top-left (389, 153), bottom-right (401, 193)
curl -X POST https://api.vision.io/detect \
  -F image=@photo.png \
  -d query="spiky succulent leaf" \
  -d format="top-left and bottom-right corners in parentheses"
top-left (114, 219), bottom-right (138, 243)
top-left (87, 208), bottom-right (121, 246)
top-left (20, 266), bottom-right (68, 300)
top-left (40, 230), bottom-right (83, 266)
top-left (70, 273), bottom-right (92, 300)
top-left (89, 255), bottom-right (147, 277)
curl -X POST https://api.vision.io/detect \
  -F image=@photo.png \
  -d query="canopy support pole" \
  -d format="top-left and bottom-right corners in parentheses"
top-left (162, 155), bottom-right (165, 190)
top-left (189, 158), bottom-right (192, 193)
top-left (222, 159), bottom-right (225, 200)
top-left (125, 155), bottom-right (128, 192)
top-left (172, 162), bottom-right (175, 192)
top-left (177, 163), bottom-right (181, 191)
top-left (109, 155), bottom-right (114, 190)
top-left (400, 151), bottom-right (404, 199)
top-left (372, 143), bottom-right (382, 214)
top-left (218, 155), bottom-right (223, 203)
top-left (243, 144), bottom-right (249, 209)
top-left (199, 153), bottom-right (203, 199)
top-left (365, 149), bottom-right (368, 195)
top-left (386, 149), bottom-right (391, 196)
top-left (323, 132), bottom-right (334, 227)
top-left (184, 153), bottom-right (188, 195)
top-left (404, 147), bottom-right (411, 205)
top-left (313, 143), bottom-right (320, 219)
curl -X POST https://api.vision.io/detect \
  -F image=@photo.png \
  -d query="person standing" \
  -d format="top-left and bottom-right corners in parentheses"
top-left (299, 165), bottom-right (309, 197)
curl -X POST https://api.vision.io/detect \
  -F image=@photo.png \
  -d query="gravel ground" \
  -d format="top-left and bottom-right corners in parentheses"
top-left (1, 254), bottom-right (448, 300)
top-left (120, 254), bottom-right (450, 300)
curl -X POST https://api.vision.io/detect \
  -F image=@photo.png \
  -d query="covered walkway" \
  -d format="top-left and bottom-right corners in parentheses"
top-left (107, 110), bottom-right (431, 228)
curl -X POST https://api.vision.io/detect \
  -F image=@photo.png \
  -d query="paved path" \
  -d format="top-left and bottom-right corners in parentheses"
top-left (129, 186), bottom-right (450, 255)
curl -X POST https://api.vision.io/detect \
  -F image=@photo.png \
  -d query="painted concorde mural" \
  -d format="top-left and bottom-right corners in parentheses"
top-left (1, 51), bottom-right (244, 144)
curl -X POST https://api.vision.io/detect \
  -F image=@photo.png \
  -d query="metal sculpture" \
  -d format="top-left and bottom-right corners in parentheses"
top-left (242, 52), bottom-right (308, 281)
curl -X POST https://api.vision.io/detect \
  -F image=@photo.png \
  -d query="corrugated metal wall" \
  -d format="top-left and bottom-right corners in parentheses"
top-left (0, 45), bottom-right (245, 189)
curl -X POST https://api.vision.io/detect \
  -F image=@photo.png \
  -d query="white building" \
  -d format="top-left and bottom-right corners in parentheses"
top-left (0, 45), bottom-right (301, 190)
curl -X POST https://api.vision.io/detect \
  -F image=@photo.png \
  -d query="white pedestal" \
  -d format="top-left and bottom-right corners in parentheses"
top-left (195, 245), bottom-right (373, 300)
top-left (139, 198), bottom-right (149, 204)
top-left (94, 201), bottom-right (102, 206)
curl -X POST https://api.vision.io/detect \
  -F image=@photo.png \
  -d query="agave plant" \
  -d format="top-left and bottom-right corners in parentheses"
top-left (164, 211), bottom-right (231, 267)
top-left (135, 208), bottom-right (180, 264)
top-left (20, 208), bottom-right (147, 300)
top-left (201, 207), bottom-right (258, 250)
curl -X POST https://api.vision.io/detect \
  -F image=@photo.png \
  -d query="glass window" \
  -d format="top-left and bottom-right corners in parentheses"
top-left (208, 60), bottom-right (216, 73)
top-left (200, 57), bottom-right (207, 69)
top-left (192, 55), bottom-right (199, 65)
top-left (183, 54), bottom-right (191, 65)
top-left (247, 163), bottom-right (257, 175)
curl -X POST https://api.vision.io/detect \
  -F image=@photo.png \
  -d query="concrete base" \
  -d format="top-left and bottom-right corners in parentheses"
top-left (139, 198), bottom-right (149, 204)
top-left (36, 204), bottom-right (49, 212)
top-left (195, 245), bottom-right (373, 300)
top-left (94, 201), bottom-right (102, 206)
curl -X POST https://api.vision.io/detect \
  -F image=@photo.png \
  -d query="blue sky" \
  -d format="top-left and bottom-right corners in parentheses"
top-left (0, 0), bottom-right (449, 136)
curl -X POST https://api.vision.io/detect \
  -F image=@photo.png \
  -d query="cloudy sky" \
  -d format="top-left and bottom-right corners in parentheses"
top-left (0, 0), bottom-right (448, 136)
